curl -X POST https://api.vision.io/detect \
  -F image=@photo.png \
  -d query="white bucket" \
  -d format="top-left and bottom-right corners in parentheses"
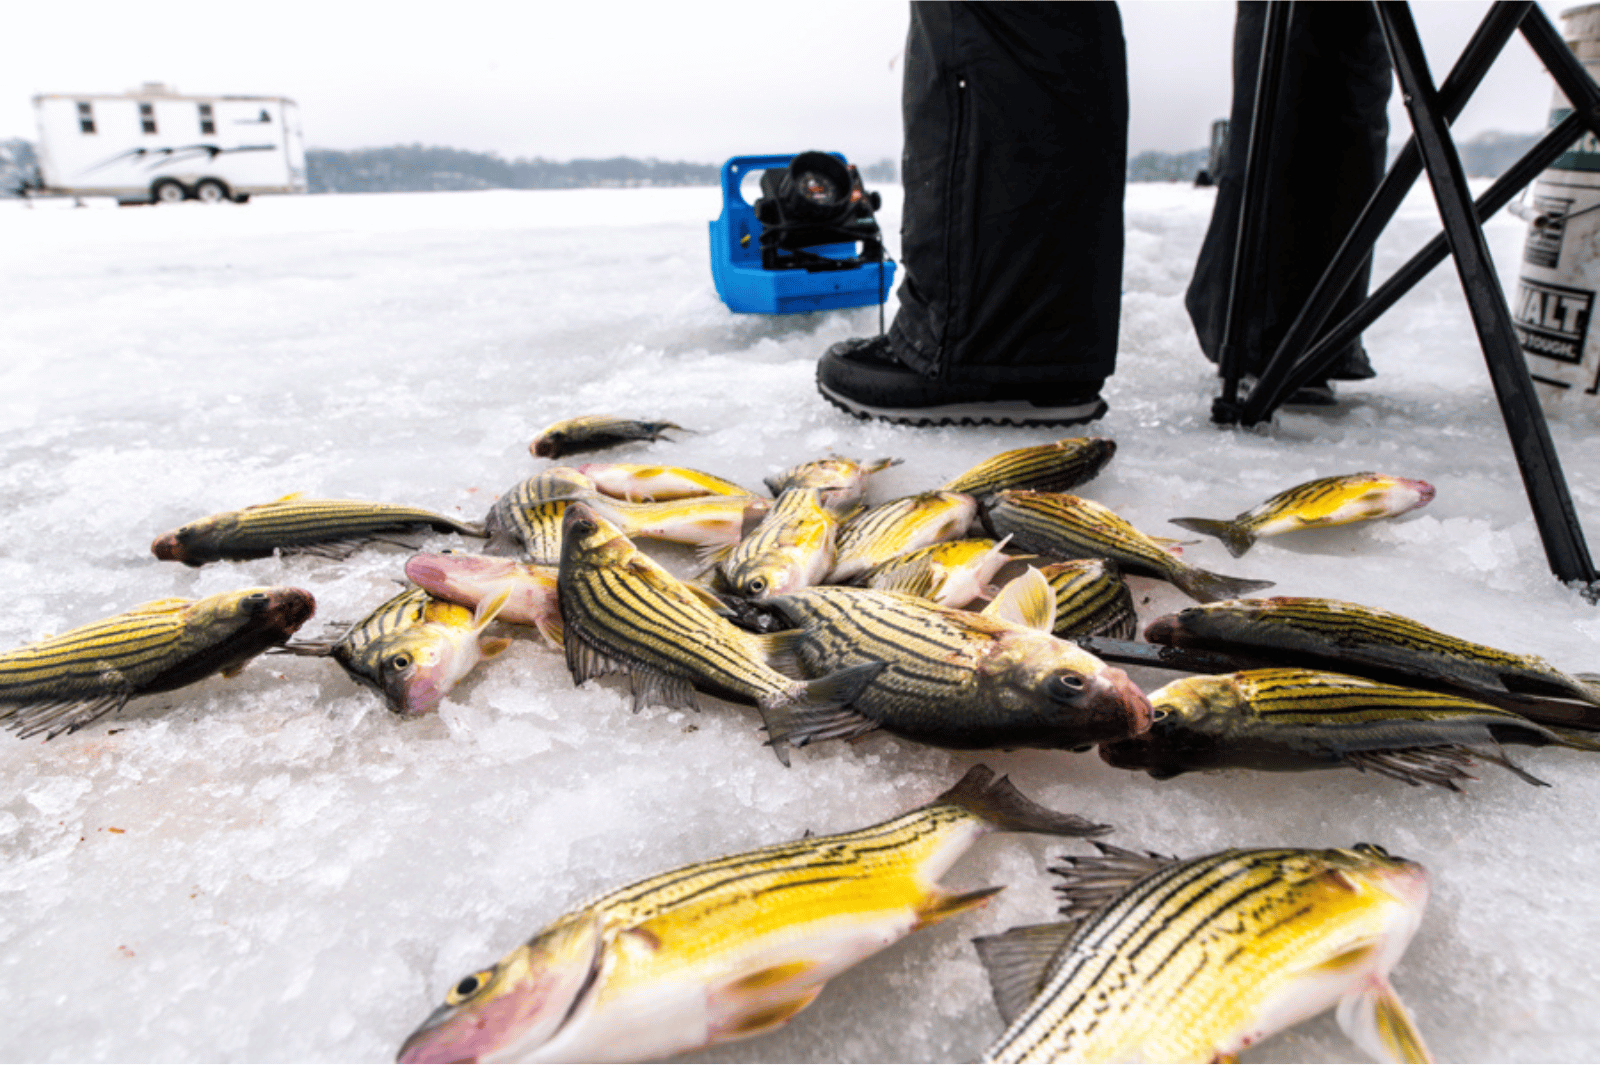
top-left (1513, 3), bottom-right (1600, 404)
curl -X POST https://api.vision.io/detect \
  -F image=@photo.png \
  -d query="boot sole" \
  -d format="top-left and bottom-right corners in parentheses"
top-left (818, 381), bottom-right (1108, 428)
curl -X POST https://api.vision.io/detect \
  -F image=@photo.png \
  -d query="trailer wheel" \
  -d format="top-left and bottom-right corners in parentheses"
top-left (152, 179), bottom-right (188, 204)
top-left (194, 179), bottom-right (230, 204)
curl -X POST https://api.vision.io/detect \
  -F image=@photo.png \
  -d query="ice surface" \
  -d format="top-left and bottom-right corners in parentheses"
top-left (2, 182), bottom-right (1599, 1062)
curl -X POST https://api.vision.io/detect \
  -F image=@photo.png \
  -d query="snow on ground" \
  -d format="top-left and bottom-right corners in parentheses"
top-left (0, 180), bottom-right (1597, 1063)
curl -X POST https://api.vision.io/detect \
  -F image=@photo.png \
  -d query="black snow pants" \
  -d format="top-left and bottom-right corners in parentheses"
top-left (888, 1), bottom-right (1127, 388)
top-left (1185, 2), bottom-right (1393, 381)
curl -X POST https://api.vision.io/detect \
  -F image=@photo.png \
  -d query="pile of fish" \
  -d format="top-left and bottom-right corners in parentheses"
top-left (3, 411), bottom-right (1597, 1062)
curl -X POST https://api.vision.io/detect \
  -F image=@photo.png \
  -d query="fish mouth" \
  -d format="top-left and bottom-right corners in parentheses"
top-left (1105, 667), bottom-right (1154, 736)
top-left (1409, 479), bottom-right (1436, 508)
top-left (259, 587), bottom-right (317, 633)
top-left (151, 531), bottom-right (190, 563)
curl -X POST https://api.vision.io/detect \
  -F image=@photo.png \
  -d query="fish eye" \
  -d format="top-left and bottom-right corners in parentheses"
top-left (1354, 842), bottom-right (1393, 859)
top-left (1151, 707), bottom-right (1169, 721)
top-left (242, 592), bottom-right (270, 611)
top-left (446, 969), bottom-right (494, 1005)
top-left (1047, 673), bottom-right (1086, 701)
top-left (747, 577), bottom-right (766, 594)
top-left (573, 518), bottom-right (596, 535)
top-left (388, 653), bottom-right (412, 672)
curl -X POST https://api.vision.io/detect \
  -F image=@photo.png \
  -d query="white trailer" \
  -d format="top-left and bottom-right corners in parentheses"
top-left (30, 83), bottom-right (306, 204)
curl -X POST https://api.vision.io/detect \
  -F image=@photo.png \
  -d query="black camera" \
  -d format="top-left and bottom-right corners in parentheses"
top-left (753, 151), bottom-right (885, 272)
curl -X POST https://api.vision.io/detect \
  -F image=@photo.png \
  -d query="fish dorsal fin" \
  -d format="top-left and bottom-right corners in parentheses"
top-left (1049, 842), bottom-right (1178, 924)
top-left (935, 765), bottom-right (1109, 837)
top-left (876, 554), bottom-right (939, 599)
top-left (1336, 977), bottom-right (1434, 1064)
top-left (127, 598), bottom-right (192, 616)
top-left (972, 921), bottom-right (1082, 1026)
top-left (982, 567), bottom-right (1056, 630)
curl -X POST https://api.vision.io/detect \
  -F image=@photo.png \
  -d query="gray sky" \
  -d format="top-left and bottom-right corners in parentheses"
top-left (0, 2), bottom-right (1571, 164)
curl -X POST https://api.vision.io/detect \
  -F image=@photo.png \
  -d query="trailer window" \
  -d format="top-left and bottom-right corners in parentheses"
top-left (198, 103), bottom-right (215, 135)
top-left (77, 102), bottom-right (95, 134)
top-left (140, 102), bottom-right (157, 134)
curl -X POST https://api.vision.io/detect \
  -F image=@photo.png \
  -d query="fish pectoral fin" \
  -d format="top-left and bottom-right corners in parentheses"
top-left (973, 921), bottom-right (1081, 1026)
top-left (626, 666), bottom-right (698, 715)
top-left (533, 613), bottom-right (566, 650)
top-left (982, 566), bottom-right (1055, 630)
top-left (472, 585), bottom-right (513, 629)
top-left (1336, 978), bottom-right (1434, 1064)
top-left (1307, 938), bottom-right (1381, 974)
top-left (725, 959), bottom-right (817, 995)
top-left (914, 885), bottom-right (1004, 930)
top-left (478, 636), bottom-right (514, 659)
top-left (711, 984), bottom-right (825, 1042)
top-left (220, 662), bottom-right (249, 679)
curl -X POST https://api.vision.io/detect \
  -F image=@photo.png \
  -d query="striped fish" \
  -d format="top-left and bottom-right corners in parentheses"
top-left (530, 415), bottom-right (687, 459)
top-left (977, 841), bottom-right (1433, 1063)
top-left (397, 765), bottom-right (1108, 1065)
top-left (1146, 596), bottom-right (1600, 709)
top-left (287, 585), bottom-right (510, 716)
top-left (983, 491), bottom-right (1274, 603)
top-left (863, 537), bottom-right (1018, 608)
top-left (484, 467), bottom-right (598, 564)
top-left (755, 584), bottom-right (1151, 754)
top-left (151, 494), bottom-right (485, 566)
top-left (405, 552), bottom-right (564, 648)
top-left (1036, 559), bottom-right (1137, 640)
top-left (555, 503), bottom-right (881, 764)
top-left (828, 491), bottom-right (978, 582)
top-left (1169, 472), bottom-right (1435, 557)
top-left (764, 456), bottom-right (901, 513)
top-left (576, 462), bottom-right (754, 502)
top-left (1099, 667), bottom-right (1600, 788)
top-left (718, 488), bottom-right (840, 599)
top-left (0, 586), bottom-right (315, 739)
top-left (941, 437), bottom-right (1116, 498)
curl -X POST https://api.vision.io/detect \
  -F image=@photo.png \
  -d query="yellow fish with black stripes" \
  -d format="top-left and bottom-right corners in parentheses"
top-left (396, 765), bottom-right (1107, 1064)
top-left (151, 495), bottom-right (485, 565)
top-left (0, 586), bottom-right (315, 739)
top-left (1169, 471), bottom-right (1435, 557)
top-left (976, 840), bottom-right (1433, 1063)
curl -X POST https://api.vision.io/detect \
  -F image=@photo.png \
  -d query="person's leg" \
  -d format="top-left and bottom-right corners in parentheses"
top-left (1185, 2), bottom-right (1391, 402)
top-left (817, 1), bottom-right (1127, 427)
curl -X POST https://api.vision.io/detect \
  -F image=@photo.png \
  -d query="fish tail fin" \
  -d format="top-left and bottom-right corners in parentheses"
top-left (757, 661), bottom-right (887, 766)
top-left (934, 764), bottom-right (1109, 837)
top-left (1168, 516), bottom-right (1256, 558)
top-left (1172, 565), bottom-right (1275, 604)
top-left (1336, 977), bottom-right (1435, 1064)
top-left (913, 885), bottom-right (1004, 930)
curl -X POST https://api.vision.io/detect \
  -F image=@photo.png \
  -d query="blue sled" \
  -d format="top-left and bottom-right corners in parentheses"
top-left (709, 153), bottom-right (896, 315)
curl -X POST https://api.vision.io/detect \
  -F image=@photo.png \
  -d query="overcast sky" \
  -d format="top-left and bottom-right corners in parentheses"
top-left (0, 2), bottom-right (1572, 164)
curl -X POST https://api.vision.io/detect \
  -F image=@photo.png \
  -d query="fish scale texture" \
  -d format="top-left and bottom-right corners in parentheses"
top-left (0, 184), bottom-right (1598, 1062)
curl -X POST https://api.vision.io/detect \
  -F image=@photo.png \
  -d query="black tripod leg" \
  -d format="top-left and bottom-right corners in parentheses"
top-left (1379, 1), bottom-right (1598, 590)
top-left (1212, 1), bottom-right (1295, 424)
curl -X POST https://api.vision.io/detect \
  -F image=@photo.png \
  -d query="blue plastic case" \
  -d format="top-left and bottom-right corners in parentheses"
top-left (709, 153), bottom-right (896, 315)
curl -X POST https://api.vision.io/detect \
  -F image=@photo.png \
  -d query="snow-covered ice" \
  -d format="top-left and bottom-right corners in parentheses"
top-left (1, 181), bottom-right (1598, 1062)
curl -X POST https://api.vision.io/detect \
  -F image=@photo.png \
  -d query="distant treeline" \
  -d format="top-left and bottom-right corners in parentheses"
top-left (305, 146), bottom-right (902, 194)
top-left (3, 132), bottom-right (1545, 195)
top-left (1126, 129), bottom-right (1545, 184)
